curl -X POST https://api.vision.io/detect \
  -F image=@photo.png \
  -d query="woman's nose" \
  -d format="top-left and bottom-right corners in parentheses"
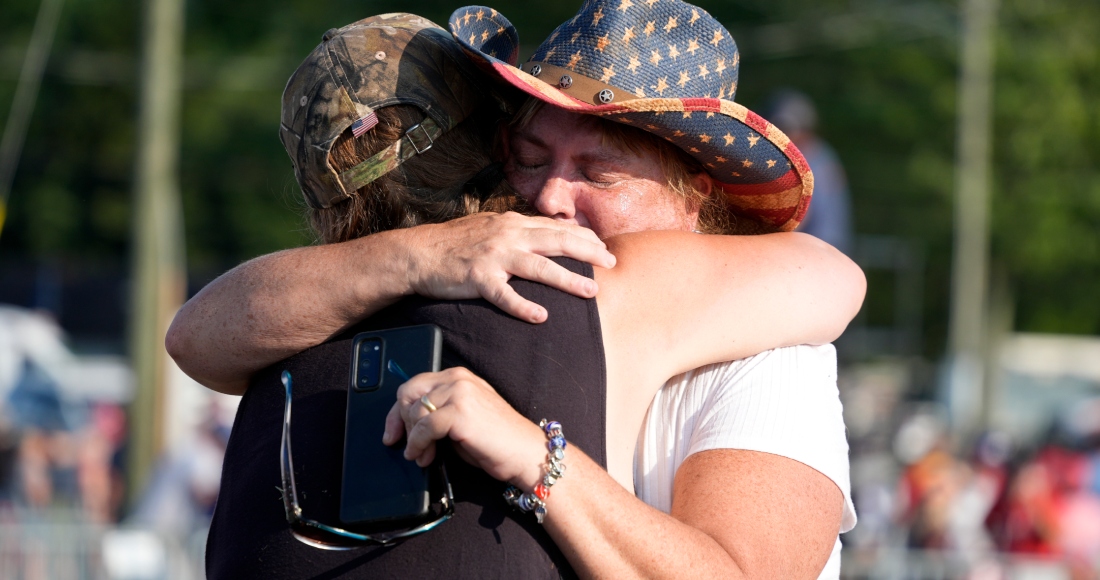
top-left (530, 176), bottom-right (577, 223)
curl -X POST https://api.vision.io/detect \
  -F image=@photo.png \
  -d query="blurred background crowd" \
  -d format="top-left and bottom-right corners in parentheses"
top-left (1, 0), bottom-right (1098, 577)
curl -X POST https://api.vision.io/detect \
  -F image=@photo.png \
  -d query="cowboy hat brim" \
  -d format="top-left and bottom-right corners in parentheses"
top-left (449, 5), bottom-right (813, 233)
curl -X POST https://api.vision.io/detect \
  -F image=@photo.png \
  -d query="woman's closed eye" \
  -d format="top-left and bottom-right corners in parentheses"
top-left (582, 169), bottom-right (618, 188)
top-left (513, 157), bottom-right (548, 172)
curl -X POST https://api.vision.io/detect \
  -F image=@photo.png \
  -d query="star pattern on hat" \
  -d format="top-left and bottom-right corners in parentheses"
top-left (448, 1), bottom-right (812, 232)
top-left (567, 51), bottom-right (583, 69)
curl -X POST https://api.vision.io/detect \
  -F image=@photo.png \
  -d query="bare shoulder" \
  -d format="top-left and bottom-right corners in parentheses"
top-left (672, 449), bottom-right (843, 579)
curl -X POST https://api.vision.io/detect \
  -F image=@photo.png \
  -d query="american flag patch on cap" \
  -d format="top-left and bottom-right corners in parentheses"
top-left (351, 112), bottom-right (378, 137)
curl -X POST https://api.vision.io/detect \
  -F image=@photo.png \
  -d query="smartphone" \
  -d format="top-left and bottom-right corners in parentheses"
top-left (340, 324), bottom-right (443, 529)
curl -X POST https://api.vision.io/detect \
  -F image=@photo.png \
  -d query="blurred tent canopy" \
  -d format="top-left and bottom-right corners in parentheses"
top-left (0, 0), bottom-right (1098, 356)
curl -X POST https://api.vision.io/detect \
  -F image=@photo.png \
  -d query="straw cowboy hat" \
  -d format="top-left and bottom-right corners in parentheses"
top-left (448, 0), bottom-right (814, 232)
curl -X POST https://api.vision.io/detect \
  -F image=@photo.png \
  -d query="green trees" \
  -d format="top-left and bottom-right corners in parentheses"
top-left (0, 0), bottom-right (1098, 350)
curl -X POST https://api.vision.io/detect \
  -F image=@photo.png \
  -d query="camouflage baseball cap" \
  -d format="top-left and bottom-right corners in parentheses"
top-left (280, 13), bottom-right (488, 209)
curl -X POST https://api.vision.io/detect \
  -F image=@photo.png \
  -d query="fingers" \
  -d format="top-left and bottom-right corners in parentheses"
top-left (405, 407), bottom-right (455, 466)
top-left (476, 275), bottom-right (548, 323)
top-left (510, 253), bottom-right (600, 299)
top-left (496, 212), bottom-right (616, 269)
top-left (391, 369), bottom-right (485, 466)
top-left (528, 222), bottom-right (617, 269)
top-left (389, 372), bottom-right (441, 438)
top-left (382, 403), bottom-right (405, 446)
top-left (386, 369), bottom-right (462, 456)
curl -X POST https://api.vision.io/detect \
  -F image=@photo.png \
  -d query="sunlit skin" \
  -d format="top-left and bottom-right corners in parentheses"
top-left (504, 106), bottom-right (710, 238)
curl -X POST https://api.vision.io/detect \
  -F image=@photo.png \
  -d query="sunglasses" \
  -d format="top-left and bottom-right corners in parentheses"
top-left (279, 370), bottom-right (454, 550)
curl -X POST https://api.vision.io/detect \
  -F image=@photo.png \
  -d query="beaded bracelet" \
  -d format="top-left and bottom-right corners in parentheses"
top-left (503, 419), bottom-right (566, 524)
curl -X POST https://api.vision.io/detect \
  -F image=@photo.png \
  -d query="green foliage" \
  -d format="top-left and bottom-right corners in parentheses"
top-left (992, 0), bottom-right (1100, 334)
top-left (0, 0), bottom-right (1098, 350)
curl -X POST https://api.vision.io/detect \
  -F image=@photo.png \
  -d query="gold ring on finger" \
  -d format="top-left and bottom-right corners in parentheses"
top-left (419, 394), bottom-right (438, 413)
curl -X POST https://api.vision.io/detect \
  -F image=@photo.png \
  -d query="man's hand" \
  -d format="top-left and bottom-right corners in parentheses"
top-left (400, 212), bottom-right (616, 323)
top-left (167, 211), bottom-right (616, 394)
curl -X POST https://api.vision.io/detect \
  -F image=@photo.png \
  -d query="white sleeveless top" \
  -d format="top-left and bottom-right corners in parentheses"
top-left (634, 344), bottom-right (856, 579)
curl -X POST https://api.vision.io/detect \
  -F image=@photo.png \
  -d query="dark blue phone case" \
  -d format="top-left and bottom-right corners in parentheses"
top-left (340, 324), bottom-right (442, 527)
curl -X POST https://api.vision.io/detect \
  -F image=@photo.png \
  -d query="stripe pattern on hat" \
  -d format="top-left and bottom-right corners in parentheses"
top-left (450, 1), bottom-right (814, 232)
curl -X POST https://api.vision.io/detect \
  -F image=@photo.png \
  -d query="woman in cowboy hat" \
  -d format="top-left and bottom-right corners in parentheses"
top-left (185, 5), bottom-right (861, 579)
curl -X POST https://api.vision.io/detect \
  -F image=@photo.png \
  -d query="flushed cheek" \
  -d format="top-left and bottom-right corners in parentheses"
top-left (614, 183), bottom-right (650, 215)
top-left (582, 197), bottom-right (644, 238)
top-left (618, 193), bottom-right (631, 214)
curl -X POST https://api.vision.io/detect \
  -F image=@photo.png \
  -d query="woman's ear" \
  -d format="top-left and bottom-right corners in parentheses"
top-left (691, 171), bottom-right (714, 198)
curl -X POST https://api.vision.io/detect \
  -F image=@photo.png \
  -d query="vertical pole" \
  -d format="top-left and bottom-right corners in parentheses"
top-left (0, 0), bottom-right (65, 238)
top-left (946, 0), bottom-right (999, 434)
top-left (127, 0), bottom-right (186, 502)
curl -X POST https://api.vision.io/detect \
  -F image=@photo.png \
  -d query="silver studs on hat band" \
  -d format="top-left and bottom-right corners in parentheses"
top-left (558, 75), bottom-right (573, 89)
top-left (530, 64), bottom-right (542, 77)
top-left (597, 89), bottom-right (614, 104)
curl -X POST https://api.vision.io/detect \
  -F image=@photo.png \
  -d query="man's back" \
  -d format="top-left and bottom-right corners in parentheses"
top-left (206, 259), bottom-right (605, 579)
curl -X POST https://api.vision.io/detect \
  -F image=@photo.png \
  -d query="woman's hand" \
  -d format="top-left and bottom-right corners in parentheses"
top-left (382, 367), bottom-right (546, 489)
top-left (398, 212), bottom-right (616, 323)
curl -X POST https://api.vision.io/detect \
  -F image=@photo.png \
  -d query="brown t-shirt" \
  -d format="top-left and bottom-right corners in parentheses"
top-left (206, 258), bottom-right (606, 579)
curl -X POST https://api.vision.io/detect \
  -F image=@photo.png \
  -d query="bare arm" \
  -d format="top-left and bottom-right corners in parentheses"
top-left (166, 212), bottom-right (616, 395)
top-left (389, 368), bottom-right (843, 580)
top-left (548, 449), bottom-right (842, 579)
top-left (596, 230), bottom-right (865, 381)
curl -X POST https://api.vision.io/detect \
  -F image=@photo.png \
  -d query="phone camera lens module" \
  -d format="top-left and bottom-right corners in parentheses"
top-left (354, 338), bottom-right (384, 391)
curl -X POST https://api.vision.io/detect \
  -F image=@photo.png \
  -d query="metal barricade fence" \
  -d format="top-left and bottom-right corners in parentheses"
top-left (0, 511), bottom-right (201, 580)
